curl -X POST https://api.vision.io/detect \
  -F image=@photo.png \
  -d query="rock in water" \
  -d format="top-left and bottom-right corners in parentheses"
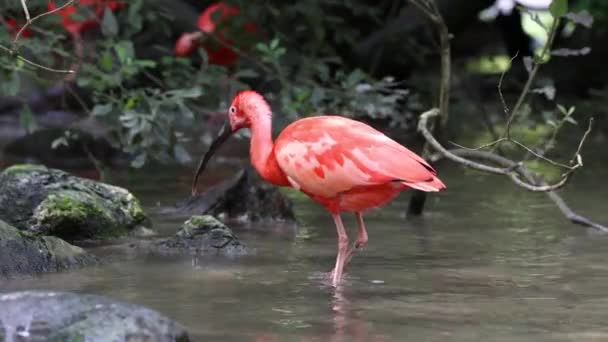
top-left (156, 215), bottom-right (247, 256)
top-left (0, 164), bottom-right (148, 241)
top-left (164, 169), bottom-right (295, 222)
top-left (0, 219), bottom-right (95, 277)
top-left (0, 291), bottom-right (190, 341)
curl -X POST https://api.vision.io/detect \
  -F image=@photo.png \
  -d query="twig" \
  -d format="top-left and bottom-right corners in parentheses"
top-left (1, 0), bottom-right (76, 74)
top-left (418, 108), bottom-right (590, 192)
top-left (13, 0), bottom-right (76, 46)
top-left (497, 52), bottom-right (519, 116)
top-left (20, 0), bottom-right (31, 22)
top-left (436, 148), bottom-right (608, 233)
top-left (504, 17), bottom-right (561, 138)
top-left (406, 0), bottom-right (451, 216)
top-left (0, 44), bottom-right (74, 73)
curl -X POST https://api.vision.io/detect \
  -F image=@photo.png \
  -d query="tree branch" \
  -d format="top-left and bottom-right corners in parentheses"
top-left (433, 148), bottom-right (608, 233)
top-left (504, 18), bottom-right (561, 138)
top-left (0, 0), bottom-right (76, 74)
top-left (418, 108), bottom-right (591, 192)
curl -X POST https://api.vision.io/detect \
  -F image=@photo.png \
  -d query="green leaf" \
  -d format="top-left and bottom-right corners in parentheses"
top-left (270, 38), bottom-right (280, 50)
top-left (101, 53), bottom-right (113, 72)
top-left (114, 41), bottom-right (135, 64)
top-left (549, 0), bottom-right (568, 18)
top-left (92, 103), bottom-right (113, 116)
top-left (101, 7), bottom-right (119, 37)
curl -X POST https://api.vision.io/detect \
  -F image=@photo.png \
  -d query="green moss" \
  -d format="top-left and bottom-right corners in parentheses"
top-left (1, 164), bottom-right (47, 177)
top-left (179, 215), bottom-right (227, 238)
top-left (42, 193), bottom-right (99, 223)
top-left (1, 164), bottom-right (149, 241)
top-left (33, 191), bottom-right (127, 240)
top-left (126, 196), bottom-right (146, 225)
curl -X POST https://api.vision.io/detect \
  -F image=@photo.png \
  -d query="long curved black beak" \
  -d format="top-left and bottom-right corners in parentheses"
top-left (191, 121), bottom-right (233, 196)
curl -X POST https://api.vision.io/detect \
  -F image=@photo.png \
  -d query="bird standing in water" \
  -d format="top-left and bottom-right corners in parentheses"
top-left (192, 90), bottom-right (446, 287)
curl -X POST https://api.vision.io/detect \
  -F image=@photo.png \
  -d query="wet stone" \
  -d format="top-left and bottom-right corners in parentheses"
top-left (155, 215), bottom-right (248, 256)
top-left (0, 291), bottom-right (190, 341)
top-left (0, 164), bottom-right (148, 241)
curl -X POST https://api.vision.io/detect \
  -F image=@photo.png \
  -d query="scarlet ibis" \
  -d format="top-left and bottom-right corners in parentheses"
top-left (192, 90), bottom-right (446, 287)
top-left (174, 2), bottom-right (256, 66)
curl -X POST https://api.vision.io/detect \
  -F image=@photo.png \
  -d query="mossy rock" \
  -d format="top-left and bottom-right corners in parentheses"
top-left (0, 291), bottom-right (190, 341)
top-left (156, 215), bottom-right (247, 256)
top-left (0, 164), bottom-right (148, 241)
top-left (0, 219), bottom-right (96, 277)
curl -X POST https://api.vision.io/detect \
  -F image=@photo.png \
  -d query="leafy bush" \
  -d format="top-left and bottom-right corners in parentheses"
top-left (1, 0), bottom-right (410, 169)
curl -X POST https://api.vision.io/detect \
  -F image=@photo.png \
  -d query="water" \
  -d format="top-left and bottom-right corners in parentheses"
top-left (1, 159), bottom-right (608, 341)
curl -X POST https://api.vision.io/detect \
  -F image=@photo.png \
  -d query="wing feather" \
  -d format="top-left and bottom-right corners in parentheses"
top-left (274, 116), bottom-right (444, 198)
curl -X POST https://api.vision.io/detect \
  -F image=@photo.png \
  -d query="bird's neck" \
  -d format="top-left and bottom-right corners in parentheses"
top-left (249, 114), bottom-right (289, 186)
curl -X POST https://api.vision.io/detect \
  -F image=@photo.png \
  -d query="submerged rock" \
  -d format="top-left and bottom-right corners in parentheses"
top-left (0, 164), bottom-right (148, 241)
top-left (0, 219), bottom-right (95, 277)
top-left (0, 291), bottom-right (190, 341)
top-left (165, 169), bottom-right (295, 222)
top-left (155, 215), bottom-right (247, 256)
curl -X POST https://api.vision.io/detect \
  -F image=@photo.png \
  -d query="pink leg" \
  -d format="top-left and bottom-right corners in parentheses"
top-left (344, 212), bottom-right (369, 268)
top-left (331, 213), bottom-right (349, 287)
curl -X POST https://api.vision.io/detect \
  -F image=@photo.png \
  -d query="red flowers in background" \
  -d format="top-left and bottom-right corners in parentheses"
top-left (175, 2), bottom-right (257, 66)
top-left (3, 17), bottom-right (33, 38)
top-left (47, 0), bottom-right (125, 35)
top-left (2, 1), bottom-right (124, 40)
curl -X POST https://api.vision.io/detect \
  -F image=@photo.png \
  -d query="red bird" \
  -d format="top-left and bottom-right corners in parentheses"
top-left (175, 2), bottom-right (256, 66)
top-left (192, 90), bottom-right (446, 287)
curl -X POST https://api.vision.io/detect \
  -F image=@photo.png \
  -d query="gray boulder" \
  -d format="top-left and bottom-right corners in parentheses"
top-left (0, 291), bottom-right (190, 341)
top-left (155, 215), bottom-right (247, 256)
top-left (0, 164), bottom-right (148, 241)
top-left (0, 219), bottom-right (95, 277)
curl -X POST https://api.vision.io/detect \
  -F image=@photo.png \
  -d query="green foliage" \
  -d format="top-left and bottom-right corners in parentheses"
top-left (0, 1), bottom-right (422, 168)
top-left (575, 0), bottom-right (608, 21)
top-left (549, 0), bottom-right (568, 18)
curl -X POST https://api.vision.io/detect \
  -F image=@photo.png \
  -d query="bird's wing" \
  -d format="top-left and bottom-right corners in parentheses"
top-left (274, 116), bottom-right (444, 198)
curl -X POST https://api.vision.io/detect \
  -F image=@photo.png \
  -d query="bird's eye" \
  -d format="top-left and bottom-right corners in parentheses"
top-left (229, 106), bottom-right (236, 114)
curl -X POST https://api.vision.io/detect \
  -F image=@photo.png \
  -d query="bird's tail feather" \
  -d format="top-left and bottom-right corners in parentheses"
top-left (402, 177), bottom-right (446, 192)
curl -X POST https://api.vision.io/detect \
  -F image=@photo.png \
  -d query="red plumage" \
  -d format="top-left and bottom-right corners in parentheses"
top-left (195, 90), bottom-right (446, 287)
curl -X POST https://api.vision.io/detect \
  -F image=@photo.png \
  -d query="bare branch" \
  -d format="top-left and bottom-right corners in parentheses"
top-left (417, 108), bottom-right (589, 192)
top-left (504, 18), bottom-right (561, 138)
top-left (20, 0), bottom-right (31, 21)
top-left (497, 52), bottom-right (519, 116)
top-left (1, 0), bottom-right (76, 74)
top-left (434, 148), bottom-right (608, 233)
top-left (13, 0), bottom-right (76, 46)
top-left (0, 44), bottom-right (75, 73)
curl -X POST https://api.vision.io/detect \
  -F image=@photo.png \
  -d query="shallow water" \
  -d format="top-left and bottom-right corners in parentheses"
top-left (1, 158), bottom-right (608, 341)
